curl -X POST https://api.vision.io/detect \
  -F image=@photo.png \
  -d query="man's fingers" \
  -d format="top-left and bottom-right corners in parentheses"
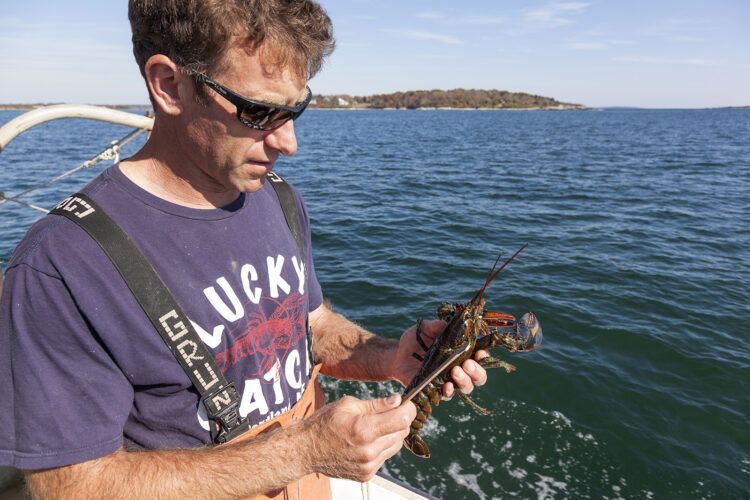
top-left (355, 396), bottom-right (415, 437)
top-left (442, 359), bottom-right (488, 398)
top-left (418, 319), bottom-right (446, 341)
top-left (474, 349), bottom-right (489, 362)
top-left (371, 419), bottom-right (415, 464)
top-left (441, 381), bottom-right (455, 399)
top-left (352, 429), bottom-right (410, 483)
top-left (462, 359), bottom-right (487, 386)
top-left (375, 429), bottom-right (411, 463)
top-left (450, 365), bottom-right (471, 394)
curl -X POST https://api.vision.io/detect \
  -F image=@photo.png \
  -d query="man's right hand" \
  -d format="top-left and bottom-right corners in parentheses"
top-left (302, 394), bottom-right (417, 482)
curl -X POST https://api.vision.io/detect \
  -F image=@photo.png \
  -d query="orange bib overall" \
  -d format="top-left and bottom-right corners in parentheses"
top-left (228, 364), bottom-right (331, 500)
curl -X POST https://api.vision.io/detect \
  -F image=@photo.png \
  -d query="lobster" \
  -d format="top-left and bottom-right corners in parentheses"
top-left (401, 244), bottom-right (542, 458)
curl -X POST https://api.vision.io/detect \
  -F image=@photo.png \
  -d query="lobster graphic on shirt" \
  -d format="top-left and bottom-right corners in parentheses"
top-left (214, 292), bottom-right (307, 376)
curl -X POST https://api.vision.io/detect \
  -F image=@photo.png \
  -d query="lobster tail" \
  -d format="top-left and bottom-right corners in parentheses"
top-left (404, 433), bottom-right (431, 458)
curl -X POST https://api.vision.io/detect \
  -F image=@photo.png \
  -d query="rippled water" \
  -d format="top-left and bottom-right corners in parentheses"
top-left (1, 108), bottom-right (748, 498)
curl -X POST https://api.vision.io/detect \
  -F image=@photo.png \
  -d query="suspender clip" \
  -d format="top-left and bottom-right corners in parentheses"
top-left (206, 383), bottom-right (249, 444)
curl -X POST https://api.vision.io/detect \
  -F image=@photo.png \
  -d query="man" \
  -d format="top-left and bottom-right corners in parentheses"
top-left (0, 1), bottom-right (488, 497)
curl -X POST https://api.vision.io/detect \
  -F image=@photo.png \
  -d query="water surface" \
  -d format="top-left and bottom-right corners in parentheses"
top-left (1, 108), bottom-right (748, 498)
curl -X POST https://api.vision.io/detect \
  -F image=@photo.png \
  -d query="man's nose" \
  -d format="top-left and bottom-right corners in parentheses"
top-left (264, 119), bottom-right (298, 156)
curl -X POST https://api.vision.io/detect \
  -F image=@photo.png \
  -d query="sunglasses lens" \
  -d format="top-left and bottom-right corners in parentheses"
top-left (198, 74), bottom-right (311, 131)
top-left (240, 104), bottom-right (294, 130)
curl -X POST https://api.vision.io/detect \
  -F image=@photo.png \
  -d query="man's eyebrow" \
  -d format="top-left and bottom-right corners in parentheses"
top-left (293, 88), bottom-right (311, 106)
top-left (248, 88), bottom-right (308, 106)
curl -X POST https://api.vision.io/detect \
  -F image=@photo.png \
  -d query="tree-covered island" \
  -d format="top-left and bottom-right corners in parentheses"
top-left (310, 89), bottom-right (588, 110)
top-left (0, 90), bottom-right (587, 111)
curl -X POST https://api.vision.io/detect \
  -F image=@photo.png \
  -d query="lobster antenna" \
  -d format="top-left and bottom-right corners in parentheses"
top-left (466, 251), bottom-right (503, 305)
top-left (470, 243), bottom-right (529, 304)
top-left (485, 251), bottom-right (505, 286)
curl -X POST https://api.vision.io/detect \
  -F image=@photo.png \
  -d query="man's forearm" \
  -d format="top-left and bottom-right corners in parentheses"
top-left (25, 423), bottom-right (313, 500)
top-left (24, 389), bottom-right (417, 499)
top-left (309, 303), bottom-right (399, 382)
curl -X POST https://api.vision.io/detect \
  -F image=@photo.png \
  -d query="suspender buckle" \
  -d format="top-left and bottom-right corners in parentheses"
top-left (206, 383), bottom-right (249, 444)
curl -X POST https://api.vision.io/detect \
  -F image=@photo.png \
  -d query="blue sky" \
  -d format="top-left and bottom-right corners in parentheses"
top-left (1, 1), bottom-right (747, 108)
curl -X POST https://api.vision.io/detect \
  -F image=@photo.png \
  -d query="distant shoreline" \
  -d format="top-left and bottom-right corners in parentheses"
top-left (0, 104), bottom-right (583, 111)
top-left (1, 104), bottom-right (747, 112)
top-left (309, 105), bottom-right (586, 111)
top-left (0, 103), bottom-right (583, 111)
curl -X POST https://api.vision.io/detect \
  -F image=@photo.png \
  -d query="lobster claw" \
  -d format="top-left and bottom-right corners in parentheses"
top-left (516, 312), bottom-right (542, 351)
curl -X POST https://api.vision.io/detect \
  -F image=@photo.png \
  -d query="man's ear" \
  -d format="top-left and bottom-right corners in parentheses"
top-left (144, 54), bottom-right (188, 116)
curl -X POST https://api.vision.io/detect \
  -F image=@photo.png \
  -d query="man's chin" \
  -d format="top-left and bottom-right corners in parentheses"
top-left (235, 176), bottom-right (267, 193)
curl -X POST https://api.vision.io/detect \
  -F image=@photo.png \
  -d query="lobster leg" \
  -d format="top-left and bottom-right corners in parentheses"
top-left (423, 384), bottom-right (441, 405)
top-left (474, 333), bottom-right (498, 351)
top-left (412, 319), bottom-right (430, 362)
top-left (413, 393), bottom-right (432, 415)
top-left (415, 318), bottom-right (430, 351)
top-left (435, 372), bottom-right (491, 415)
top-left (478, 356), bottom-right (516, 373)
top-left (456, 389), bottom-right (491, 415)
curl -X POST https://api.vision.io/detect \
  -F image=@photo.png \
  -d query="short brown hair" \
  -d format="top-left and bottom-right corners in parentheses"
top-left (129, 0), bottom-right (335, 102)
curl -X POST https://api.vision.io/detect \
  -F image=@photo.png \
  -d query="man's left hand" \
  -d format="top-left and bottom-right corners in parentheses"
top-left (390, 320), bottom-right (488, 399)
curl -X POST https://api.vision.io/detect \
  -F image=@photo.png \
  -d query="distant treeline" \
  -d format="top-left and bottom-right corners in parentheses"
top-left (310, 89), bottom-right (587, 110)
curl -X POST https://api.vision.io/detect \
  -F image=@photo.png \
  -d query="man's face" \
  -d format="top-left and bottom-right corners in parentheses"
top-left (180, 40), bottom-right (308, 196)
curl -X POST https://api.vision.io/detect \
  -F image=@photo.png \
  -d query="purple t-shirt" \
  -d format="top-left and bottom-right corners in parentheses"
top-left (0, 164), bottom-right (323, 470)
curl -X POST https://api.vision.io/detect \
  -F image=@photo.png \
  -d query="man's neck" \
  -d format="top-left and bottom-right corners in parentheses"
top-left (119, 131), bottom-right (240, 209)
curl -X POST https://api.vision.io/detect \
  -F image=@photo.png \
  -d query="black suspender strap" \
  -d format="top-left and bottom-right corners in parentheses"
top-left (266, 171), bottom-right (317, 372)
top-left (266, 171), bottom-right (304, 260)
top-left (50, 193), bottom-right (249, 444)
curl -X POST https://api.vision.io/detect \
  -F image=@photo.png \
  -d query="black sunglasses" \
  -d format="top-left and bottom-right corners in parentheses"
top-left (194, 73), bottom-right (312, 131)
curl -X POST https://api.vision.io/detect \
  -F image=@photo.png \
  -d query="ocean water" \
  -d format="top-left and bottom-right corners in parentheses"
top-left (1, 108), bottom-right (748, 499)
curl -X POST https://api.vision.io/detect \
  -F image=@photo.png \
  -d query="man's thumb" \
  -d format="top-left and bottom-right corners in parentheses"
top-left (362, 394), bottom-right (401, 414)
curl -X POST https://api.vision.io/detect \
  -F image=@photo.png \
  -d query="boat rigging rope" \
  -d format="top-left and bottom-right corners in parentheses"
top-left (0, 126), bottom-right (148, 213)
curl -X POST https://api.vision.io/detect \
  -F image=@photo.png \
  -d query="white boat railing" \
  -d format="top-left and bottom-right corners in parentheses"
top-left (0, 104), bottom-right (153, 153)
top-left (0, 104), bottom-right (153, 214)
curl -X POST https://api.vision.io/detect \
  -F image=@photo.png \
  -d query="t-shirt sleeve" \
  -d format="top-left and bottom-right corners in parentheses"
top-left (0, 263), bottom-right (133, 470)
